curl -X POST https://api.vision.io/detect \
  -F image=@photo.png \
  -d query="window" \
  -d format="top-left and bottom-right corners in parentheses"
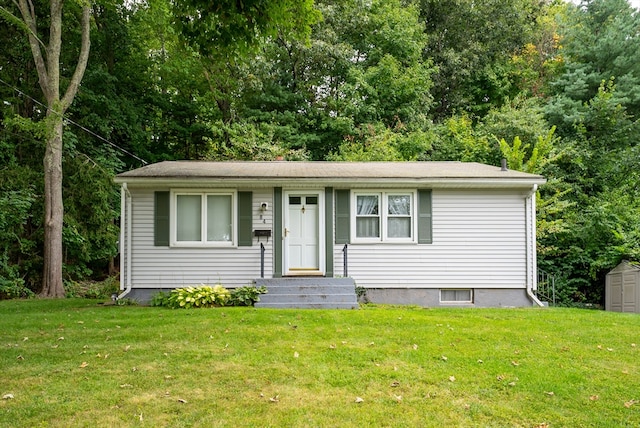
top-left (352, 191), bottom-right (416, 242)
top-left (440, 289), bottom-right (473, 304)
top-left (172, 191), bottom-right (235, 246)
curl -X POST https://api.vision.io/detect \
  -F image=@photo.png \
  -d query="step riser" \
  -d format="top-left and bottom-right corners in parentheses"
top-left (260, 286), bottom-right (356, 295)
top-left (254, 277), bottom-right (358, 309)
top-left (255, 303), bottom-right (358, 309)
top-left (258, 294), bottom-right (358, 304)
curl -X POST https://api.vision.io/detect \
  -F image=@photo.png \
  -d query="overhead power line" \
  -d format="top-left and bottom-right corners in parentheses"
top-left (0, 77), bottom-right (148, 166)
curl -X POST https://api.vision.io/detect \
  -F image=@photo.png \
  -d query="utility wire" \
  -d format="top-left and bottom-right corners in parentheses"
top-left (0, 77), bottom-right (148, 166)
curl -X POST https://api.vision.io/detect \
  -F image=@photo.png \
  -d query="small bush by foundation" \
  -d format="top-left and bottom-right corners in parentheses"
top-left (151, 284), bottom-right (267, 309)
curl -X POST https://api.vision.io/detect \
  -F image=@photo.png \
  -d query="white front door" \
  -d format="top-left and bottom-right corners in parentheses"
top-left (283, 191), bottom-right (324, 275)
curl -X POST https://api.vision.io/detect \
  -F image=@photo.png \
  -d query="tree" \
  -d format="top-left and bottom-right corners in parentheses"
top-left (419, 0), bottom-right (549, 119)
top-left (2, 0), bottom-right (91, 297)
top-left (546, 0), bottom-right (640, 132)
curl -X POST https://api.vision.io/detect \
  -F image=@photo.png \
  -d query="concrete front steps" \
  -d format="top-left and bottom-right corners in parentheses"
top-left (254, 277), bottom-right (358, 309)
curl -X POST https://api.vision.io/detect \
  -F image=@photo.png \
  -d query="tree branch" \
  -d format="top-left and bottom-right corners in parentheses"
top-left (61, 5), bottom-right (91, 110)
top-left (15, 0), bottom-right (50, 99)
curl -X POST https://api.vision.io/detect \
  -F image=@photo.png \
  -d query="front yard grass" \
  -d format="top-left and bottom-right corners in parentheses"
top-left (1, 299), bottom-right (639, 427)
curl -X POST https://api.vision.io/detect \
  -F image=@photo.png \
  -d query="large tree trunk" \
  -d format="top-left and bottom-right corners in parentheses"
top-left (40, 115), bottom-right (65, 297)
top-left (15, 0), bottom-right (91, 297)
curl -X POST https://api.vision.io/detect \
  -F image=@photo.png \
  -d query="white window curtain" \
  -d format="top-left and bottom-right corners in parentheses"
top-left (356, 195), bottom-right (380, 238)
top-left (176, 195), bottom-right (201, 241)
top-left (207, 195), bottom-right (232, 242)
top-left (387, 195), bottom-right (411, 238)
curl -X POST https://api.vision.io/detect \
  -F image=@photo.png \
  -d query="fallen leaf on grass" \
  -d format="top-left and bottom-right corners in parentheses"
top-left (79, 362), bottom-right (89, 368)
top-left (355, 397), bottom-right (364, 403)
top-left (624, 399), bottom-right (638, 408)
top-left (2, 394), bottom-right (14, 400)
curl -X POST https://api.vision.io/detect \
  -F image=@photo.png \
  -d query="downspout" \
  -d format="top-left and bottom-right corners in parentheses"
top-left (118, 183), bottom-right (133, 300)
top-left (525, 184), bottom-right (544, 307)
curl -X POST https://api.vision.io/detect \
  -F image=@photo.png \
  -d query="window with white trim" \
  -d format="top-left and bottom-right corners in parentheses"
top-left (172, 191), bottom-right (235, 246)
top-left (440, 289), bottom-right (473, 303)
top-left (352, 191), bottom-right (416, 243)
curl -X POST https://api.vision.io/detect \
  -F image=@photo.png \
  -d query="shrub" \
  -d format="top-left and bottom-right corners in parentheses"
top-left (229, 286), bottom-right (268, 306)
top-left (151, 285), bottom-right (267, 308)
top-left (167, 285), bottom-right (231, 309)
top-left (64, 276), bottom-right (120, 299)
top-left (149, 291), bottom-right (170, 307)
top-left (0, 275), bottom-right (35, 300)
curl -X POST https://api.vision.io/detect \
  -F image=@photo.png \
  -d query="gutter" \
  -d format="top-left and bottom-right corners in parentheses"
top-left (525, 184), bottom-right (544, 307)
top-left (118, 183), bottom-right (133, 300)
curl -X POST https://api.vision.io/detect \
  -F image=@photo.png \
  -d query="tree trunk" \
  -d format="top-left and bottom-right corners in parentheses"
top-left (40, 115), bottom-right (65, 297)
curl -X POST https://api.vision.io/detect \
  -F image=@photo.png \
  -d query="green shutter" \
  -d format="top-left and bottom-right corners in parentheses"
top-left (273, 187), bottom-right (282, 277)
top-left (325, 187), bottom-right (334, 277)
top-left (154, 191), bottom-right (170, 246)
top-left (237, 191), bottom-right (253, 246)
top-left (335, 189), bottom-right (350, 244)
top-left (418, 189), bottom-right (433, 244)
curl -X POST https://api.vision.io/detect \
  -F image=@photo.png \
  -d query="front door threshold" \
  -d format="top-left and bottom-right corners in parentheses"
top-left (285, 270), bottom-right (325, 277)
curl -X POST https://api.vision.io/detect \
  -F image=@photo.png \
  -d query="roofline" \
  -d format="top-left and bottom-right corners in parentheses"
top-left (114, 177), bottom-right (546, 188)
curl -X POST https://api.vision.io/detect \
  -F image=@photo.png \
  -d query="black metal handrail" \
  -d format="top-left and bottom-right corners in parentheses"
top-left (260, 243), bottom-right (265, 278)
top-left (536, 268), bottom-right (556, 306)
top-left (342, 244), bottom-right (348, 277)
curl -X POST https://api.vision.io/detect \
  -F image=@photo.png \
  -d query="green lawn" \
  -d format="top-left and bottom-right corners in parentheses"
top-left (1, 299), bottom-right (639, 427)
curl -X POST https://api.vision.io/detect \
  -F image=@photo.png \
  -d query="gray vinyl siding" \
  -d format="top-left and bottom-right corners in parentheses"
top-left (128, 188), bottom-right (273, 289)
top-left (333, 189), bottom-right (527, 289)
top-left (127, 187), bottom-right (528, 290)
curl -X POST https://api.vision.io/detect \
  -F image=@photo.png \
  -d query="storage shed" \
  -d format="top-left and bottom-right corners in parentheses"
top-left (606, 261), bottom-right (640, 313)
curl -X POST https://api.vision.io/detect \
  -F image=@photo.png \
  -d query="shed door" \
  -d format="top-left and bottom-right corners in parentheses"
top-left (623, 272), bottom-right (637, 313)
top-left (608, 273), bottom-right (623, 312)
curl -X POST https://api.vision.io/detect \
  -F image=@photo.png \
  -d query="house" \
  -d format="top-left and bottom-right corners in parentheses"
top-left (114, 161), bottom-right (546, 307)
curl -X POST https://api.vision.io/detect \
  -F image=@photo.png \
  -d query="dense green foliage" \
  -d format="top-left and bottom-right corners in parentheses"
top-left (1, 0), bottom-right (639, 304)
